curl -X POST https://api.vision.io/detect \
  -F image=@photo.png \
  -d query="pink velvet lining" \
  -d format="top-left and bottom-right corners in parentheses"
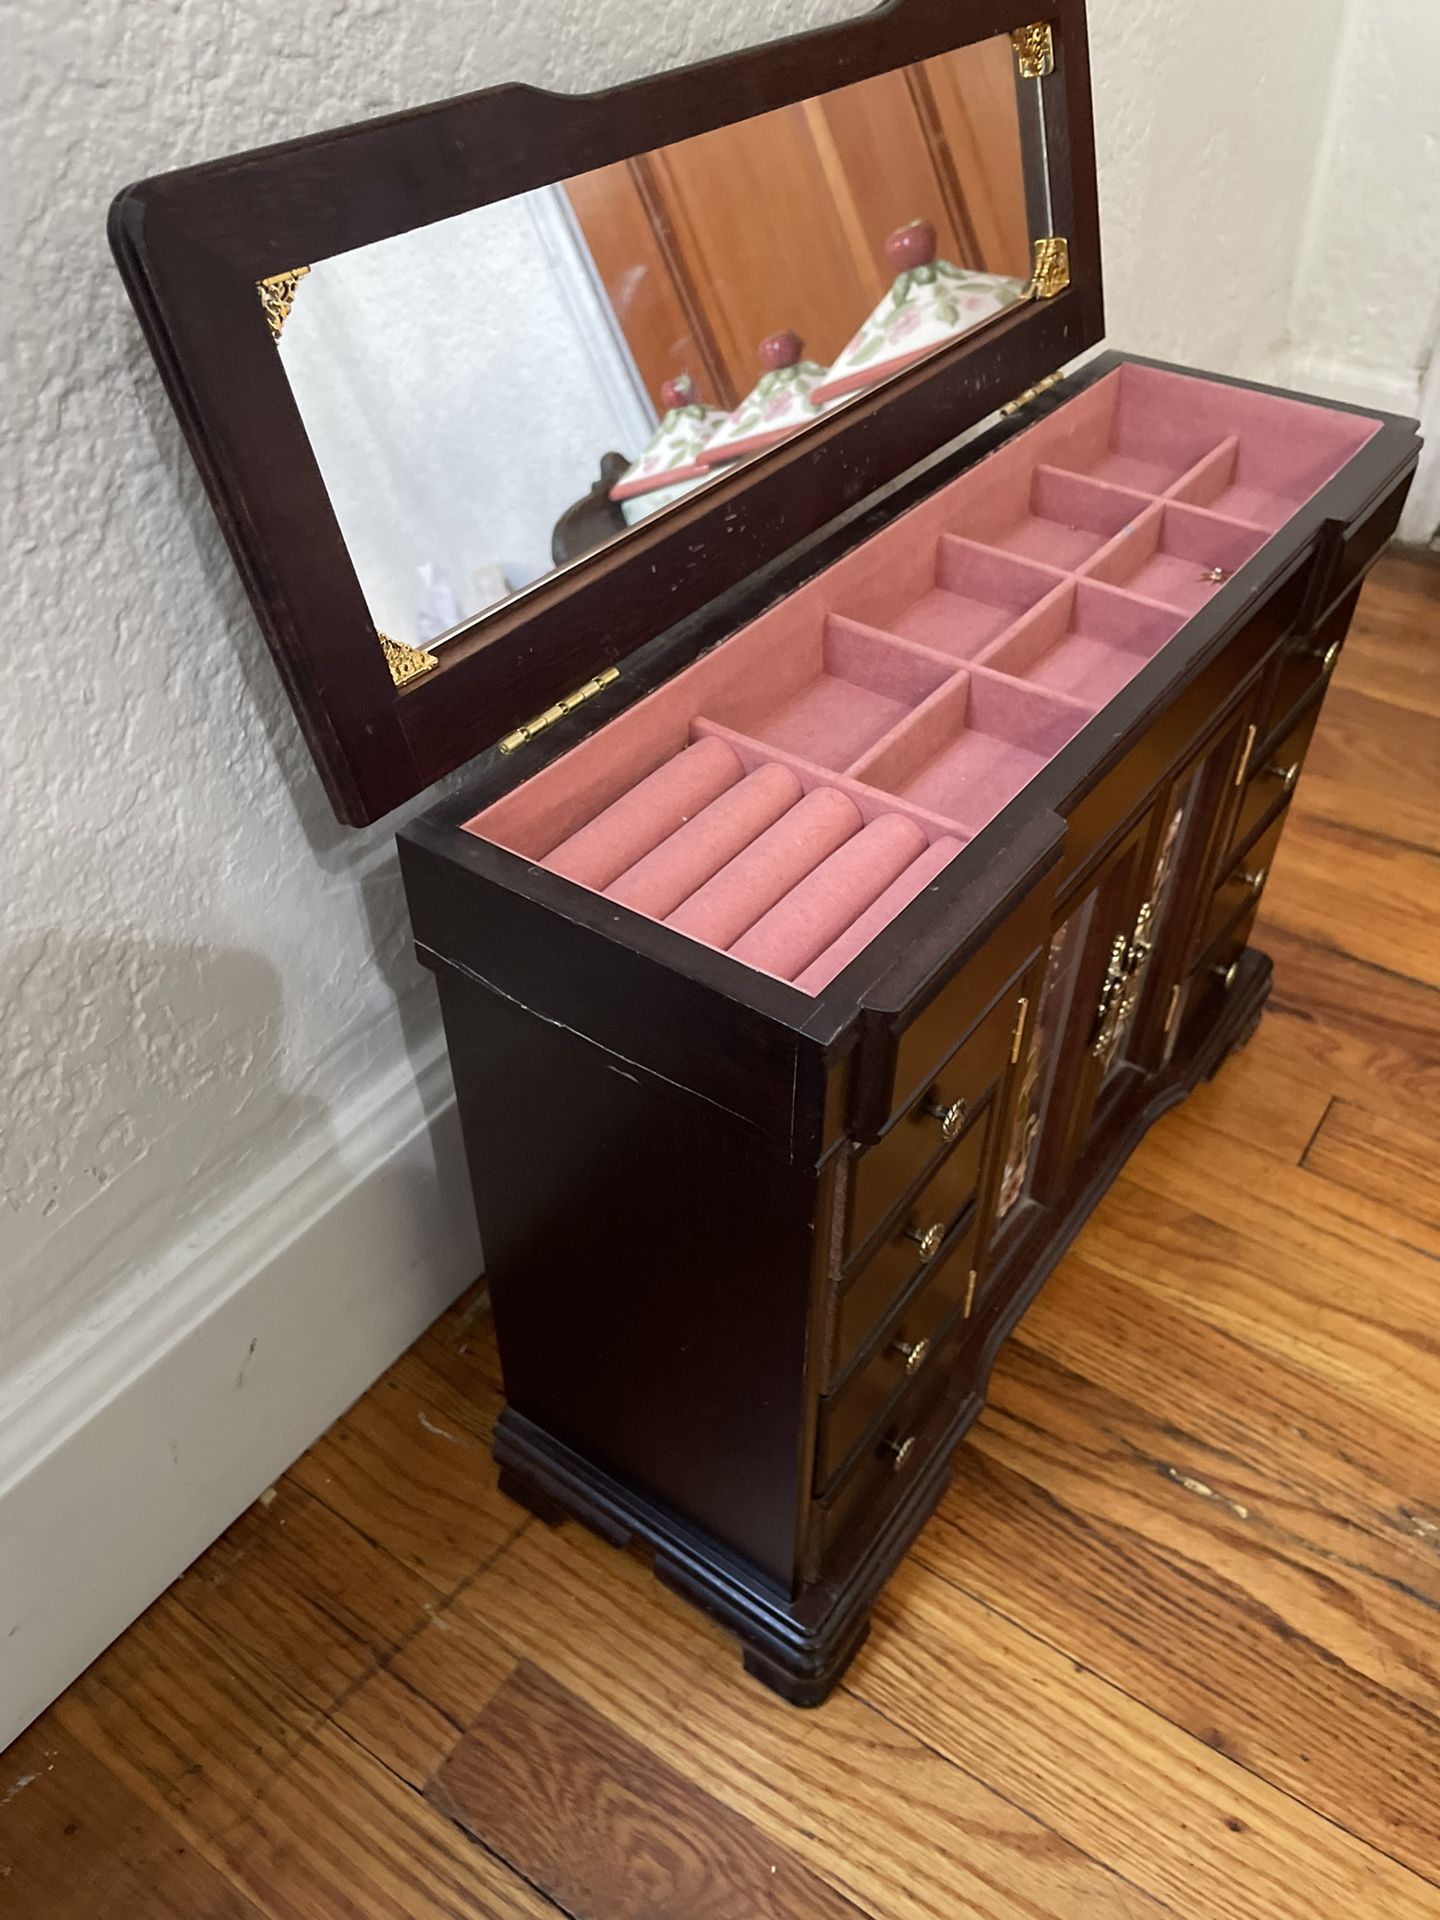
top-left (606, 763), bottom-right (802, 917)
top-left (543, 736), bottom-right (742, 887)
top-left (665, 787), bottom-right (863, 948)
top-left (466, 364), bottom-right (1379, 995)
top-left (729, 815), bottom-right (928, 978)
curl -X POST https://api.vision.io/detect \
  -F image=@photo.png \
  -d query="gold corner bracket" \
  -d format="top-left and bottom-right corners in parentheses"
top-left (499, 666), bottom-right (619, 755)
top-left (1011, 22), bottom-right (1055, 80)
top-left (380, 632), bottom-right (440, 687)
top-left (1028, 235), bottom-right (1071, 300)
top-left (257, 265), bottom-right (311, 342)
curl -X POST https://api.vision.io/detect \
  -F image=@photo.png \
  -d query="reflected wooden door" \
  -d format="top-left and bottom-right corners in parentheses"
top-left (564, 43), bottom-right (1029, 412)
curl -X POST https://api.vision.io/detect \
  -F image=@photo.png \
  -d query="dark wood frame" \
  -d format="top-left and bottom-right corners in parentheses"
top-left (108, 0), bottom-right (1104, 824)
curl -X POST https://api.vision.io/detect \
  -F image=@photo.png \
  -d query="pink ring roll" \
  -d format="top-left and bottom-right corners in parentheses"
top-left (607, 763), bottom-right (803, 917)
top-left (793, 835), bottom-right (965, 994)
top-left (666, 787), bottom-right (862, 948)
top-left (730, 815), bottom-right (928, 978)
top-left (542, 737), bottom-right (743, 889)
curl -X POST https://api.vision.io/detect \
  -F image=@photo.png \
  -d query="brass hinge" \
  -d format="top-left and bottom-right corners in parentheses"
top-left (257, 266), bottom-right (311, 342)
top-left (1011, 22), bottom-right (1055, 79)
top-left (1001, 369), bottom-right (1065, 417)
top-left (379, 632), bottom-right (440, 686)
top-left (1028, 235), bottom-right (1071, 300)
top-left (499, 666), bottom-right (620, 755)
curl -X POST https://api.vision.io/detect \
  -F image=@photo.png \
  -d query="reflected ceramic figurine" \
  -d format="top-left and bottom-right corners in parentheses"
top-left (811, 219), bottom-right (1027, 406)
top-left (609, 374), bottom-right (730, 525)
top-left (696, 331), bottom-right (834, 467)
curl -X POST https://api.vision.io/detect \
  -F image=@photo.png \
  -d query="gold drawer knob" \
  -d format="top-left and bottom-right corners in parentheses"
top-left (883, 1434), bottom-right (917, 1474)
top-left (891, 1334), bottom-right (930, 1376)
top-left (1267, 760), bottom-right (1300, 792)
top-left (904, 1221), bottom-right (946, 1261)
top-left (1241, 866), bottom-right (1268, 895)
top-left (924, 1094), bottom-right (968, 1142)
top-left (1316, 637), bottom-right (1342, 672)
top-left (1215, 958), bottom-right (1240, 990)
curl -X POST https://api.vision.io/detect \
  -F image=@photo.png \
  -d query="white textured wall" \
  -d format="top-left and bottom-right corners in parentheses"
top-left (1287, 0), bottom-right (1440, 540)
top-left (1088, 0), bottom-right (1352, 377)
top-left (0, 0), bottom-right (870, 1444)
top-left (0, 0), bottom-right (1431, 1612)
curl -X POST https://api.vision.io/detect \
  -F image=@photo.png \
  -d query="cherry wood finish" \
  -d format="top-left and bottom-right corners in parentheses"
top-left (401, 354), bottom-right (1418, 1701)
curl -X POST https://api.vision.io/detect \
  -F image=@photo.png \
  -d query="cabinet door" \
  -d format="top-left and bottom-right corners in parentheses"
top-left (1123, 700), bottom-right (1260, 1078)
top-left (1035, 820), bottom-right (1158, 1198)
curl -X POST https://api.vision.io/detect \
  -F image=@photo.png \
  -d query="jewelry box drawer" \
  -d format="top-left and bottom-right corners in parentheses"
top-left (817, 1207), bottom-right (979, 1488)
top-left (846, 987), bottom-right (1016, 1258)
top-left (1195, 808), bottom-right (1289, 963)
top-left (811, 1324), bottom-right (969, 1566)
top-left (830, 1112), bottom-right (988, 1384)
top-left (1230, 696), bottom-right (1323, 855)
top-left (1265, 584), bottom-right (1358, 735)
top-left (1181, 900), bottom-right (1261, 1039)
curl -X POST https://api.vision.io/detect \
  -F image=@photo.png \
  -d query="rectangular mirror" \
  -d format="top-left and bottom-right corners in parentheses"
top-left (272, 34), bottom-right (1045, 651)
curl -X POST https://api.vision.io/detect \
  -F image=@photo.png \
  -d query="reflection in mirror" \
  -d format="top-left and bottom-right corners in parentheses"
top-left (270, 33), bottom-right (1041, 652)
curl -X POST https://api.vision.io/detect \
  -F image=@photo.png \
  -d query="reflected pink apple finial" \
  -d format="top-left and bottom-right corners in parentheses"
top-left (758, 329), bottom-right (803, 372)
top-left (660, 373), bottom-right (696, 409)
top-left (884, 219), bottom-right (937, 271)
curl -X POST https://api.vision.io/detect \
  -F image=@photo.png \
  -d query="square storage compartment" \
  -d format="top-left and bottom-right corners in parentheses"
top-left (703, 616), bottom-right (953, 772)
top-left (852, 669), bottom-right (1090, 834)
top-left (962, 466), bottom-right (1151, 570)
top-left (1082, 501), bottom-right (1269, 611)
top-left (879, 539), bottom-right (1065, 661)
top-left (978, 578), bottom-right (1184, 706)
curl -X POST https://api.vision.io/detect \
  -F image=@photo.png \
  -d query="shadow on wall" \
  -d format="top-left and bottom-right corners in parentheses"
top-left (1, 929), bottom-right (322, 1380)
top-left (2, 913), bottom-right (476, 1411)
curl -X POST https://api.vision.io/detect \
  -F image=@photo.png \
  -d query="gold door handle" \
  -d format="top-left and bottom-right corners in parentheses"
top-left (1010, 995), bottom-right (1030, 1064)
top-left (882, 1434), bottom-right (917, 1474)
top-left (1267, 761), bottom-right (1300, 792)
top-left (904, 1221), bottom-right (946, 1262)
top-left (890, 1335), bottom-right (930, 1376)
top-left (923, 1094), bottom-right (967, 1142)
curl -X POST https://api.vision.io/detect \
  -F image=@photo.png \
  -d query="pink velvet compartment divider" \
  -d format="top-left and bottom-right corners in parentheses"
top-left (465, 363), bottom-right (1379, 996)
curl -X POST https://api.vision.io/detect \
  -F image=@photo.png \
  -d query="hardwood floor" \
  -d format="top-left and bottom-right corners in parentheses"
top-left (2, 551), bottom-right (1437, 1919)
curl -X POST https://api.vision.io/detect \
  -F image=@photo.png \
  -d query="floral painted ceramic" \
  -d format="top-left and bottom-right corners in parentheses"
top-left (811, 221), bottom-right (1026, 406)
top-left (609, 374), bottom-right (730, 506)
top-left (695, 332), bottom-right (836, 467)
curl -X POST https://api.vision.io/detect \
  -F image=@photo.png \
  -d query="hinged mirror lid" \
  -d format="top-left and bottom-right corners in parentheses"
top-left (110, 0), bottom-right (1101, 825)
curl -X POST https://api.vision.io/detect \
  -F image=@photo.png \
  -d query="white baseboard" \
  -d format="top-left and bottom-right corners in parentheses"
top-left (0, 1034), bottom-right (481, 1752)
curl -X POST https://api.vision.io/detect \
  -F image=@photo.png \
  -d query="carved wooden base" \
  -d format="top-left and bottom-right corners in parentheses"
top-left (492, 950), bottom-right (1272, 1706)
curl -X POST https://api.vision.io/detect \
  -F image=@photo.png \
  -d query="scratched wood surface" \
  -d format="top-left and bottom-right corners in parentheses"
top-left (2, 552), bottom-right (1437, 1918)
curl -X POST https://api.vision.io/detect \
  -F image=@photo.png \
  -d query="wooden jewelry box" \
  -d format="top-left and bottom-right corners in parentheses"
top-left (112, 0), bottom-right (1420, 1704)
